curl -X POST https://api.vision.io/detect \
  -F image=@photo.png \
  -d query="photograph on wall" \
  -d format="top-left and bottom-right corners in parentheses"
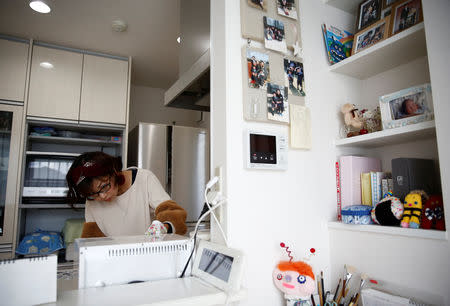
top-left (263, 16), bottom-right (287, 53)
top-left (276, 0), bottom-right (298, 20)
top-left (246, 50), bottom-right (270, 90)
top-left (356, 0), bottom-right (381, 32)
top-left (248, 0), bottom-right (267, 11)
top-left (392, 0), bottom-right (422, 35)
top-left (283, 59), bottom-right (305, 96)
top-left (267, 83), bottom-right (289, 123)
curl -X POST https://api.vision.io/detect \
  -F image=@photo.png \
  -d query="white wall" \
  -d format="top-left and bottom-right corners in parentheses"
top-left (179, 0), bottom-right (210, 76)
top-left (210, 0), bottom-right (357, 304)
top-left (211, 0), bottom-right (450, 305)
top-left (128, 85), bottom-right (205, 131)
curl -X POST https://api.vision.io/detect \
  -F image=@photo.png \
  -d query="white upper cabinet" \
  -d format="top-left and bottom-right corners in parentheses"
top-left (79, 54), bottom-right (129, 125)
top-left (0, 39), bottom-right (29, 102)
top-left (27, 46), bottom-right (83, 120)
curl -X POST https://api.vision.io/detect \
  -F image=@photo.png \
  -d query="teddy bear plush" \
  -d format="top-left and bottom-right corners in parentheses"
top-left (341, 103), bottom-right (363, 137)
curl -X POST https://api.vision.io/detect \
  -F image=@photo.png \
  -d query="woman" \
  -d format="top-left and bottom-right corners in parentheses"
top-left (66, 151), bottom-right (187, 238)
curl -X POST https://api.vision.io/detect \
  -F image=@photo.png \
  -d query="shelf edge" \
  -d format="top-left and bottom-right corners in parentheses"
top-left (328, 221), bottom-right (448, 241)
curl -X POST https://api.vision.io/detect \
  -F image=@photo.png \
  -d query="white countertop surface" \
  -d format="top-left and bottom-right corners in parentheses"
top-left (46, 277), bottom-right (246, 306)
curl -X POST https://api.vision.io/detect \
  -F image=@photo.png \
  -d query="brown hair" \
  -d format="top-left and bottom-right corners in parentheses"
top-left (66, 151), bottom-right (123, 204)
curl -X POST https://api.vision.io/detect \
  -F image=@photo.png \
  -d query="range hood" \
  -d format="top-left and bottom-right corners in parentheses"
top-left (164, 49), bottom-right (210, 112)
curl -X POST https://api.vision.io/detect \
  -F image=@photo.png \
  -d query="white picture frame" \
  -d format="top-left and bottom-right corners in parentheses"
top-left (379, 83), bottom-right (433, 130)
top-left (192, 240), bottom-right (245, 293)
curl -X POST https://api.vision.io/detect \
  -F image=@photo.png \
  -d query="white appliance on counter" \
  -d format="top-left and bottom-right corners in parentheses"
top-left (77, 234), bottom-right (193, 289)
top-left (128, 122), bottom-right (210, 225)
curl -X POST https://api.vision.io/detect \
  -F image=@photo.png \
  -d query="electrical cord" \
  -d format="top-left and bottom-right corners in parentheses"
top-left (203, 188), bottom-right (228, 247)
top-left (179, 197), bottom-right (227, 278)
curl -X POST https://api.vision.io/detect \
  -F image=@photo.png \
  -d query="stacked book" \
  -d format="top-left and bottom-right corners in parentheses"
top-left (361, 171), bottom-right (393, 207)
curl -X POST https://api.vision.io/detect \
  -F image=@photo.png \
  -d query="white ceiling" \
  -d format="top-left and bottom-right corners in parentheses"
top-left (0, 0), bottom-right (180, 89)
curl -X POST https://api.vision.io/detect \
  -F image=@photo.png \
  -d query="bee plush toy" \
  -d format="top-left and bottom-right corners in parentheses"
top-left (401, 190), bottom-right (428, 229)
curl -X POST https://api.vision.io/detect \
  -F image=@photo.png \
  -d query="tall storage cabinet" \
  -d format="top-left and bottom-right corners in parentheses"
top-left (0, 38), bottom-right (29, 103)
top-left (0, 104), bottom-right (23, 259)
top-left (27, 46), bottom-right (83, 120)
top-left (80, 54), bottom-right (129, 125)
top-left (0, 39), bottom-right (132, 261)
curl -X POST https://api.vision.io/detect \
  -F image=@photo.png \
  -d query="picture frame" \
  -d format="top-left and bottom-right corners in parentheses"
top-left (356, 0), bottom-right (382, 32)
top-left (380, 5), bottom-right (392, 19)
top-left (352, 17), bottom-right (391, 55)
top-left (379, 83), bottom-right (433, 130)
top-left (382, 0), bottom-right (398, 8)
top-left (390, 0), bottom-right (423, 35)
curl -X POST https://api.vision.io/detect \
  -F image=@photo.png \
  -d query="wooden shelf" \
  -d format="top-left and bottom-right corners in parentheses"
top-left (26, 151), bottom-right (80, 157)
top-left (328, 221), bottom-right (447, 240)
top-left (19, 204), bottom-right (85, 209)
top-left (335, 120), bottom-right (435, 148)
top-left (329, 23), bottom-right (426, 79)
top-left (29, 135), bottom-right (121, 146)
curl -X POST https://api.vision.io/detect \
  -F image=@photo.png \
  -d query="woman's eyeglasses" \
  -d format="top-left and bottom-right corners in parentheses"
top-left (86, 177), bottom-right (111, 200)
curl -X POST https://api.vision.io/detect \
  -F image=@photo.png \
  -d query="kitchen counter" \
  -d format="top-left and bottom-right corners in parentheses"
top-left (47, 277), bottom-right (246, 306)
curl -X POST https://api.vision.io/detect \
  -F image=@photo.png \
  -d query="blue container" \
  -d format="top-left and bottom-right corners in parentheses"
top-left (341, 205), bottom-right (373, 225)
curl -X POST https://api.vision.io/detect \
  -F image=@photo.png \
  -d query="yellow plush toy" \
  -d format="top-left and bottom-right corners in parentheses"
top-left (401, 191), bottom-right (427, 229)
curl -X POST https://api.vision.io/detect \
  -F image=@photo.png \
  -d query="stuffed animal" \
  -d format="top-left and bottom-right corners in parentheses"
top-left (273, 243), bottom-right (316, 306)
top-left (401, 191), bottom-right (428, 228)
top-left (341, 103), bottom-right (363, 137)
top-left (421, 195), bottom-right (445, 231)
top-left (371, 196), bottom-right (404, 226)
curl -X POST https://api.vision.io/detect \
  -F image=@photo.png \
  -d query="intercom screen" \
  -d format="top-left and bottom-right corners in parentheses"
top-left (249, 134), bottom-right (276, 164)
top-left (198, 248), bottom-right (234, 282)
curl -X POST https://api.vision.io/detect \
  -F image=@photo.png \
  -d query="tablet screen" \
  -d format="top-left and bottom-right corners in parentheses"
top-left (198, 248), bottom-right (233, 282)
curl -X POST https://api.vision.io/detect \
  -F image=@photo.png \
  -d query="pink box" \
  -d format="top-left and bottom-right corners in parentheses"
top-left (339, 156), bottom-right (381, 208)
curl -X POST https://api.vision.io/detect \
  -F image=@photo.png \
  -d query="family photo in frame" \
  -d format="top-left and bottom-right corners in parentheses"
top-left (391, 0), bottom-right (423, 35)
top-left (352, 17), bottom-right (390, 54)
top-left (379, 83), bottom-right (433, 130)
top-left (356, 0), bottom-right (382, 32)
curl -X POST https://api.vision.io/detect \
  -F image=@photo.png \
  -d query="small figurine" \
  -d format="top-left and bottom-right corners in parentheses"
top-left (340, 103), bottom-right (363, 137)
top-left (273, 243), bottom-right (316, 306)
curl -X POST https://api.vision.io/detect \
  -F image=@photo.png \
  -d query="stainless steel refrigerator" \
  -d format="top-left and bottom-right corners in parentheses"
top-left (128, 122), bottom-right (209, 225)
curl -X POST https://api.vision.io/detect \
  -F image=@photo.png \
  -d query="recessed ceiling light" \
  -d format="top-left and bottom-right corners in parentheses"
top-left (177, 37), bottom-right (181, 44)
top-left (112, 19), bottom-right (128, 32)
top-left (29, 0), bottom-right (51, 13)
top-left (40, 62), bottom-right (54, 69)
